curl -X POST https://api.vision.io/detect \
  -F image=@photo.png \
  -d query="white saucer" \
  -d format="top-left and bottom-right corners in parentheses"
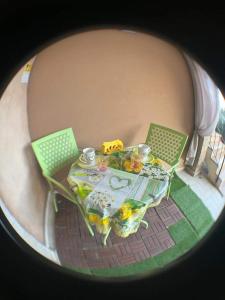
top-left (77, 157), bottom-right (97, 169)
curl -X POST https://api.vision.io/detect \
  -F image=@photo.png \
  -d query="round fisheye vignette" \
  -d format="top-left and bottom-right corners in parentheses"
top-left (0, 27), bottom-right (224, 281)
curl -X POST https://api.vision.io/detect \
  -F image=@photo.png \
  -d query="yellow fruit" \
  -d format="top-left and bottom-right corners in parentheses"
top-left (88, 214), bottom-right (100, 224)
top-left (100, 217), bottom-right (110, 226)
top-left (119, 203), bottom-right (133, 220)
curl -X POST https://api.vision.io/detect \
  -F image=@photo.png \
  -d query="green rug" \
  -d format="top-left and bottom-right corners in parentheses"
top-left (170, 172), bottom-right (186, 194)
top-left (170, 175), bottom-right (214, 239)
top-left (153, 218), bottom-right (199, 267)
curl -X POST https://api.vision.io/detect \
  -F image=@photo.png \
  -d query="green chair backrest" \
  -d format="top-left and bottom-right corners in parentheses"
top-left (145, 123), bottom-right (188, 166)
top-left (32, 128), bottom-right (79, 177)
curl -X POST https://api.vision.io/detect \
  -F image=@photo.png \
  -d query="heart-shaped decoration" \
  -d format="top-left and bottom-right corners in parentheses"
top-left (109, 175), bottom-right (131, 190)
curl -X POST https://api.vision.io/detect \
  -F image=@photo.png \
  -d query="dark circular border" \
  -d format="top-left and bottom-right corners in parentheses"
top-left (1, 6), bottom-right (225, 297)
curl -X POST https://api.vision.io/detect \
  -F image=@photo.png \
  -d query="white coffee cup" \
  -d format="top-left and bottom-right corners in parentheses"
top-left (79, 148), bottom-right (96, 165)
top-left (138, 144), bottom-right (151, 161)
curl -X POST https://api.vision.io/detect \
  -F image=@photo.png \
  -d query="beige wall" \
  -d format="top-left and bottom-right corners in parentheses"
top-left (28, 29), bottom-right (194, 161)
top-left (0, 60), bottom-right (47, 242)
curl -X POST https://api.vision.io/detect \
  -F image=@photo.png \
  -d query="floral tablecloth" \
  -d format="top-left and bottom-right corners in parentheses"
top-left (67, 153), bottom-right (169, 238)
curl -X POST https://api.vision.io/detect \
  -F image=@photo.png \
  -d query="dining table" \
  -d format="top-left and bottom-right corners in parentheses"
top-left (66, 146), bottom-right (170, 245)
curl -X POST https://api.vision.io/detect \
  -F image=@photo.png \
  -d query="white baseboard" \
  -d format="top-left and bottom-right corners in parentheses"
top-left (0, 197), bottom-right (60, 265)
top-left (44, 191), bottom-right (61, 264)
top-left (44, 191), bottom-right (56, 249)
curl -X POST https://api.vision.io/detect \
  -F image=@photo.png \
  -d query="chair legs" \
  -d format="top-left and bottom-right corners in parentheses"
top-left (102, 227), bottom-right (112, 246)
top-left (82, 215), bottom-right (95, 237)
top-left (140, 219), bottom-right (149, 229)
top-left (46, 176), bottom-right (95, 238)
top-left (49, 186), bottom-right (58, 212)
top-left (148, 197), bottom-right (163, 208)
top-left (69, 198), bottom-right (95, 237)
top-left (166, 181), bottom-right (171, 200)
top-left (47, 179), bottom-right (58, 212)
top-left (166, 171), bottom-right (174, 200)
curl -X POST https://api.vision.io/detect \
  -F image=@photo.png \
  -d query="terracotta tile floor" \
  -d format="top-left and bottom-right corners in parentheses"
top-left (55, 195), bottom-right (184, 269)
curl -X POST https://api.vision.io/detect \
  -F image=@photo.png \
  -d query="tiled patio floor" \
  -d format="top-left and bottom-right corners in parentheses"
top-left (55, 195), bottom-right (185, 269)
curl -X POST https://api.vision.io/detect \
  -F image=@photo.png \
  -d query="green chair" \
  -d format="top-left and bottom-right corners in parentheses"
top-left (145, 123), bottom-right (188, 201)
top-left (31, 128), bottom-right (94, 236)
